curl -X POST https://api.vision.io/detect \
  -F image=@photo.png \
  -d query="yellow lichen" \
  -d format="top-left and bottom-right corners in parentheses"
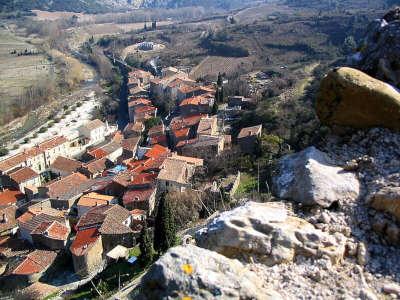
top-left (181, 264), bottom-right (194, 275)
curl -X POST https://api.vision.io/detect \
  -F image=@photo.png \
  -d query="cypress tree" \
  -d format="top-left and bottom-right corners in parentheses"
top-left (138, 222), bottom-right (153, 265)
top-left (216, 72), bottom-right (224, 103)
top-left (154, 195), bottom-right (176, 253)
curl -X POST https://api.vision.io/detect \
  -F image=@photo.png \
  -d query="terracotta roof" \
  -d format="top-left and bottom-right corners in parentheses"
top-left (129, 69), bottom-right (152, 79)
top-left (123, 187), bottom-right (155, 206)
top-left (169, 153), bottom-right (203, 166)
top-left (83, 158), bottom-right (110, 175)
top-left (18, 212), bottom-right (66, 234)
top-left (130, 209), bottom-right (146, 216)
top-left (176, 138), bottom-right (197, 148)
top-left (122, 137), bottom-right (140, 151)
top-left (11, 250), bottom-right (57, 275)
top-left (76, 204), bottom-right (132, 235)
top-left (31, 220), bottom-right (69, 241)
top-left (112, 131), bottom-right (124, 143)
top-left (50, 156), bottom-right (82, 174)
top-left (88, 148), bottom-right (108, 159)
top-left (38, 136), bottom-right (68, 151)
top-left (145, 144), bottom-right (169, 159)
top-left (170, 114), bottom-right (203, 130)
top-left (237, 125), bottom-right (262, 139)
top-left (130, 173), bottom-right (157, 186)
top-left (0, 205), bottom-right (17, 233)
top-left (172, 127), bottom-right (190, 139)
top-left (128, 98), bottom-right (152, 108)
top-left (180, 94), bottom-right (213, 106)
top-left (129, 86), bottom-right (146, 95)
top-left (149, 134), bottom-right (168, 146)
top-left (0, 153), bottom-right (27, 173)
top-left (78, 192), bottom-right (115, 207)
top-left (81, 119), bottom-right (105, 131)
top-left (45, 173), bottom-right (90, 200)
top-left (134, 105), bottom-right (157, 114)
top-left (8, 167), bottom-right (39, 184)
top-left (20, 282), bottom-right (59, 300)
top-left (0, 189), bottom-right (24, 206)
top-left (70, 227), bottom-right (100, 256)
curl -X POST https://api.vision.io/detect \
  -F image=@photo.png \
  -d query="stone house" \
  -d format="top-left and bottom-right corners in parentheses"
top-left (5, 167), bottom-right (41, 192)
top-left (157, 157), bottom-right (201, 193)
top-left (17, 207), bottom-right (67, 244)
top-left (79, 158), bottom-right (113, 179)
top-left (179, 94), bottom-right (215, 116)
top-left (177, 135), bottom-right (226, 161)
top-left (121, 137), bottom-right (140, 160)
top-left (31, 220), bottom-right (70, 250)
top-left (75, 205), bottom-right (134, 253)
top-left (38, 173), bottom-right (91, 210)
top-left (128, 98), bottom-right (152, 123)
top-left (132, 105), bottom-right (158, 123)
top-left (237, 125), bottom-right (262, 154)
top-left (197, 116), bottom-right (218, 137)
top-left (70, 227), bottom-right (104, 277)
top-left (0, 205), bottom-right (18, 236)
top-left (7, 250), bottom-right (57, 286)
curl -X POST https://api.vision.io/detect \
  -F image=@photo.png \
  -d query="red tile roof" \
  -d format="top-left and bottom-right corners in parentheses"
top-left (123, 187), bottom-right (156, 206)
top-left (0, 189), bottom-right (24, 206)
top-left (172, 127), bottom-right (190, 139)
top-left (149, 134), bottom-right (168, 146)
top-left (38, 136), bottom-right (68, 151)
top-left (45, 173), bottom-right (90, 200)
top-left (170, 114), bottom-right (203, 130)
top-left (11, 250), bottom-right (57, 275)
top-left (88, 148), bottom-right (108, 159)
top-left (50, 156), bottom-right (82, 174)
top-left (180, 94), bottom-right (214, 106)
top-left (128, 98), bottom-right (152, 108)
top-left (70, 227), bottom-right (100, 256)
top-left (130, 173), bottom-right (157, 186)
top-left (145, 145), bottom-right (169, 159)
top-left (134, 105), bottom-right (157, 114)
top-left (31, 221), bottom-right (69, 241)
top-left (121, 137), bottom-right (140, 151)
top-left (8, 167), bottom-right (38, 184)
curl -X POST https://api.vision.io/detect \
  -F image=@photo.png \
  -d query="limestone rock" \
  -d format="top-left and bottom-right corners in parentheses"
top-left (272, 146), bottom-right (360, 207)
top-left (357, 8), bottom-right (400, 88)
top-left (138, 244), bottom-right (281, 300)
top-left (316, 67), bottom-right (400, 130)
top-left (195, 201), bottom-right (346, 266)
top-left (368, 186), bottom-right (400, 221)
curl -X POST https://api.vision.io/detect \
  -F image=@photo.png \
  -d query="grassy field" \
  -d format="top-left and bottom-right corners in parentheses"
top-left (0, 27), bottom-right (54, 123)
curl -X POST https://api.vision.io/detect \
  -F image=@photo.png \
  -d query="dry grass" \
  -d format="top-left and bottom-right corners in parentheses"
top-left (0, 28), bottom-right (53, 99)
top-left (190, 55), bottom-right (254, 80)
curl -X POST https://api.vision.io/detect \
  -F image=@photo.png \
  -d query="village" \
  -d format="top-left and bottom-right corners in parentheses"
top-left (0, 62), bottom-right (262, 296)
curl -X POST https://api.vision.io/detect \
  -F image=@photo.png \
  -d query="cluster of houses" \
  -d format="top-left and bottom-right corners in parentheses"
top-left (0, 65), bottom-right (263, 293)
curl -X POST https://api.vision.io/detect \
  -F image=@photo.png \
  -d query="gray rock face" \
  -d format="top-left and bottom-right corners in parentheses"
top-left (272, 146), bottom-right (360, 207)
top-left (195, 201), bottom-right (346, 266)
top-left (357, 8), bottom-right (400, 88)
top-left (138, 244), bottom-right (280, 300)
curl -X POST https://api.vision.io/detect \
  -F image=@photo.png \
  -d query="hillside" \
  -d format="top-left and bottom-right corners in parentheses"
top-left (0, 0), bottom-right (264, 14)
top-left (0, 0), bottom-right (134, 14)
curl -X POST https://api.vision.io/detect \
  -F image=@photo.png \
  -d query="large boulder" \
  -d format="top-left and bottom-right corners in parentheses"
top-left (272, 146), bottom-right (360, 207)
top-left (138, 244), bottom-right (281, 300)
top-left (195, 201), bottom-right (346, 266)
top-left (316, 67), bottom-right (400, 130)
top-left (357, 7), bottom-right (400, 88)
top-left (368, 186), bottom-right (400, 221)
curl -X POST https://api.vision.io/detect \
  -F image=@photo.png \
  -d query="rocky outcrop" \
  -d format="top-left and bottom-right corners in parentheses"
top-left (195, 201), bottom-right (346, 266)
top-left (368, 186), bottom-right (400, 221)
top-left (357, 7), bottom-right (400, 88)
top-left (272, 146), bottom-right (360, 207)
top-left (138, 244), bottom-right (281, 299)
top-left (316, 67), bottom-right (400, 131)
